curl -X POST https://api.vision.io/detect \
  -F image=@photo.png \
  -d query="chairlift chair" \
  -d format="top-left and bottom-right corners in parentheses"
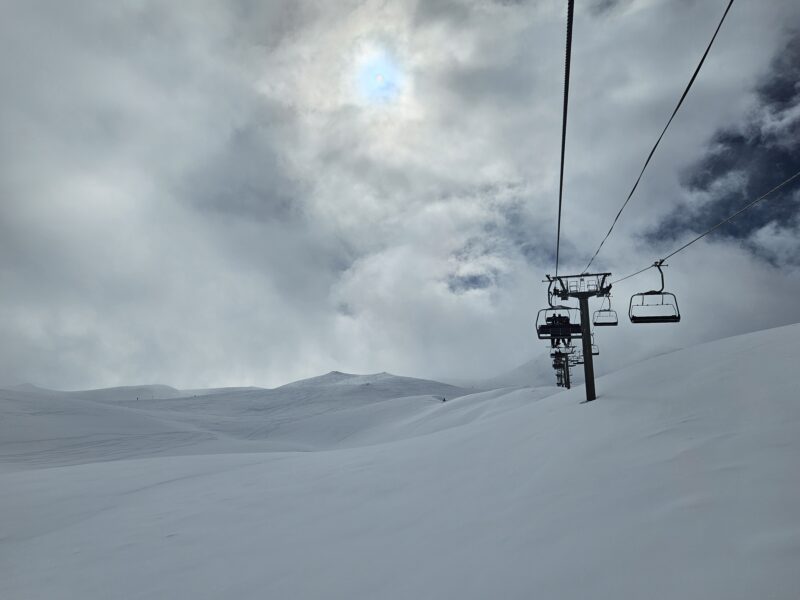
top-left (629, 261), bottom-right (681, 324)
top-left (550, 347), bottom-right (571, 359)
top-left (535, 306), bottom-right (582, 341)
top-left (592, 295), bottom-right (619, 327)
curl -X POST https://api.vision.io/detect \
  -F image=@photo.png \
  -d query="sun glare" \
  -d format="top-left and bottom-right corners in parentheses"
top-left (355, 46), bottom-right (402, 104)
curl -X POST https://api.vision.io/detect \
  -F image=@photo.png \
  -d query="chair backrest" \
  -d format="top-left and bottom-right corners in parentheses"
top-left (536, 308), bottom-right (583, 339)
top-left (593, 309), bottom-right (618, 327)
top-left (629, 292), bottom-right (681, 324)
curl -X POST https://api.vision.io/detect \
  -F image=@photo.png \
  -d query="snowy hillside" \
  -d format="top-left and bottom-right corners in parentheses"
top-left (2, 325), bottom-right (800, 599)
top-left (0, 372), bottom-right (472, 466)
top-left (467, 351), bottom-right (574, 389)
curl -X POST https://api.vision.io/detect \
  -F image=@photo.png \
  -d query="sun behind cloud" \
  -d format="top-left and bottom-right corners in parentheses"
top-left (355, 44), bottom-right (403, 104)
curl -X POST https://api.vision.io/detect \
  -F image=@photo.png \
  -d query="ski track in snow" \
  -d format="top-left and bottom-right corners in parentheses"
top-left (1, 326), bottom-right (800, 599)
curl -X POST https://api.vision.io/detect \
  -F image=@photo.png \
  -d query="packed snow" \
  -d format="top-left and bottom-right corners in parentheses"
top-left (2, 325), bottom-right (799, 599)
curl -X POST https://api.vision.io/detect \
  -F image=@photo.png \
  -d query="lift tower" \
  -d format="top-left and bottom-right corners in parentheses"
top-left (545, 273), bottom-right (611, 402)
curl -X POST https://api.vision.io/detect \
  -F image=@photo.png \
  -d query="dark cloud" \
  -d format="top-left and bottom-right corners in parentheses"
top-left (647, 32), bottom-right (800, 263)
top-left (587, 0), bottom-right (628, 17)
top-left (413, 0), bottom-right (472, 26)
top-left (184, 115), bottom-right (306, 222)
top-left (229, 0), bottom-right (319, 49)
top-left (448, 273), bottom-right (494, 293)
top-left (442, 46), bottom-right (537, 107)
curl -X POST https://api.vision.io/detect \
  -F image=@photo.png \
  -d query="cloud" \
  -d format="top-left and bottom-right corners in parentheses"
top-left (1, 0), bottom-right (799, 389)
top-left (648, 32), bottom-right (800, 253)
top-left (749, 219), bottom-right (800, 267)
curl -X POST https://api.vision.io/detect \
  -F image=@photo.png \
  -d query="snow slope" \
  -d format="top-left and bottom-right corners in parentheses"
top-left (2, 325), bottom-right (800, 599)
top-left (0, 372), bottom-right (474, 467)
top-left (468, 351), bottom-right (569, 388)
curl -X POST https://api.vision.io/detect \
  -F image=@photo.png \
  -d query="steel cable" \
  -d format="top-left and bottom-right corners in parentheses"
top-left (584, 0), bottom-right (735, 273)
top-left (555, 0), bottom-right (574, 277)
top-left (610, 169), bottom-right (800, 285)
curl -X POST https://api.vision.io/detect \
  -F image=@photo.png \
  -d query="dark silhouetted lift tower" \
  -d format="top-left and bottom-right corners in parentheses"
top-left (544, 273), bottom-right (611, 402)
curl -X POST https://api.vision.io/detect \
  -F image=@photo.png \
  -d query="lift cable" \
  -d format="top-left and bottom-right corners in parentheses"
top-left (583, 0), bottom-right (735, 273)
top-left (610, 168), bottom-right (800, 285)
top-left (612, 263), bottom-right (658, 285)
top-left (555, 0), bottom-right (575, 277)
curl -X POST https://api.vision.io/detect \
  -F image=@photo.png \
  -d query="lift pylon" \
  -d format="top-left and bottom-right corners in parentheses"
top-left (542, 272), bottom-right (611, 402)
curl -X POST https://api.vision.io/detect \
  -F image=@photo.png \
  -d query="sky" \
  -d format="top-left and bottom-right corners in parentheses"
top-left (1, 0), bottom-right (799, 390)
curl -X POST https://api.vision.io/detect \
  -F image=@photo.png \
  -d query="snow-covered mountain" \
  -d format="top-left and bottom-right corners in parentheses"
top-left (1, 324), bottom-right (799, 599)
top-left (0, 371), bottom-right (472, 465)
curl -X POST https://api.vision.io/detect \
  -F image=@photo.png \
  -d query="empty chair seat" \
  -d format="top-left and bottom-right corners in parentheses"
top-left (593, 309), bottom-right (618, 327)
top-left (629, 292), bottom-right (681, 324)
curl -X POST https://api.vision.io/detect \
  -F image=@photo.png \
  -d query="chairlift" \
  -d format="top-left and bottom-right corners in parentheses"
top-left (591, 333), bottom-right (599, 356)
top-left (629, 261), bottom-right (681, 324)
top-left (556, 362), bottom-right (571, 389)
top-left (536, 306), bottom-right (582, 341)
top-left (551, 347), bottom-right (568, 365)
top-left (592, 294), bottom-right (619, 327)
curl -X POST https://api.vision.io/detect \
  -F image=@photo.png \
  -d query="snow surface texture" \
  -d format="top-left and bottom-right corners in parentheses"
top-left (2, 326), bottom-right (800, 599)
